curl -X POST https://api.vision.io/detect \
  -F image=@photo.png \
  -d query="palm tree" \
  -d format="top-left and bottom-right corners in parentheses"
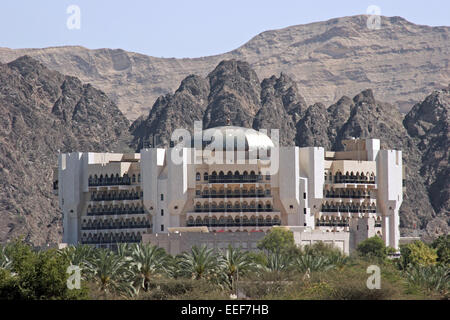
top-left (57, 244), bottom-right (95, 271)
top-left (293, 254), bottom-right (335, 273)
top-left (264, 251), bottom-right (291, 273)
top-left (220, 245), bottom-right (255, 290)
top-left (177, 245), bottom-right (221, 280)
top-left (86, 249), bottom-right (136, 297)
top-left (405, 264), bottom-right (450, 293)
top-left (130, 243), bottom-right (168, 292)
top-left (0, 245), bottom-right (12, 270)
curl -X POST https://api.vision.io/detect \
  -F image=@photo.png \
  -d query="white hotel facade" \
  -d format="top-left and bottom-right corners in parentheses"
top-left (56, 126), bottom-right (404, 254)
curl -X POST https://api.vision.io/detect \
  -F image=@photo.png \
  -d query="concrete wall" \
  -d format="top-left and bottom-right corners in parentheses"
top-left (143, 232), bottom-right (266, 255)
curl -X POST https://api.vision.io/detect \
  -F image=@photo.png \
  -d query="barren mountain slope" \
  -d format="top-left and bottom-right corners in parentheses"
top-left (0, 56), bottom-right (131, 245)
top-left (1, 15), bottom-right (448, 120)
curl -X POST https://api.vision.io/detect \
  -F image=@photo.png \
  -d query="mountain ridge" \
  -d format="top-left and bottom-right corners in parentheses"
top-left (0, 15), bottom-right (448, 120)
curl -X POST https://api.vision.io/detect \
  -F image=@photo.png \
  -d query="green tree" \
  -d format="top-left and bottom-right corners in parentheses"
top-left (293, 254), bottom-right (335, 273)
top-left (263, 251), bottom-right (292, 273)
top-left (130, 243), bottom-right (168, 292)
top-left (357, 236), bottom-right (387, 260)
top-left (257, 227), bottom-right (296, 254)
top-left (57, 244), bottom-right (95, 271)
top-left (0, 239), bottom-right (88, 300)
top-left (86, 249), bottom-right (135, 297)
top-left (176, 245), bottom-right (221, 280)
top-left (400, 241), bottom-right (437, 267)
top-left (220, 245), bottom-right (255, 290)
top-left (431, 235), bottom-right (450, 265)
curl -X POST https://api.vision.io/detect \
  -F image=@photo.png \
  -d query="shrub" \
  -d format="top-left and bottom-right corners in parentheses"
top-left (357, 236), bottom-right (388, 260)
top-left (431, 235), bottom-right (450, 265)
top-left (0, 240), bottom-right (88, 300)
top-left (405, 264), bottom-right (449, 294)
top-left (138, 278), bottom-right (227, 300)
top-left (257, 227), bottom-right (296, 254)
top-left (400, 241), bottom-right (437, 268)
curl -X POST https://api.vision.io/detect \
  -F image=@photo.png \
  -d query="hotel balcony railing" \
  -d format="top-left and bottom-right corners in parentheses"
top-left (316, 222), bottom-right (349, 227)
top-left (204, 176), bottom-right (264, 184)
top-left (87, 209), bottom-right (146, 216)
top-left (81, 223), bottom-right (151, 231)
top-left (90, 195), bottom-right (142, 201)
top-left (88, 179), bottom-right (132, 187)
top-left (82, 239), bottom-right (141, 245)
top-left (321, 208), bottom-right (376, 213)
top-left (193, 208), bottom-right (273, 213)
top-left (330, 177), bottom-right (376, 184)
top-left (186, 221), bottom-right (281, 228)
top-left (195, 193), bottom-right (271, 198)
top-left (324, 194), bottom-right (372, 199)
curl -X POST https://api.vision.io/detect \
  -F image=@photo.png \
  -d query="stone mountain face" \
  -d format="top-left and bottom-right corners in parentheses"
top-left (131, 59), bottom-right (449, 239)
top-left (0, 56), bottom-right (131, 245)
top-left (131, 60), bottom-right (305, 148)
top-left (403, 87), bottom-right (449, 239)
top-left (1, 15), bottom-right (448, 120)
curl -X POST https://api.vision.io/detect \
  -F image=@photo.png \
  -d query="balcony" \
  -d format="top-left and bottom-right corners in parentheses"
top-left (321, 207), bottom-right (376, 213)
top-left (90, 195), bottom-right (142, 202)
top-left (324, 194), bottom-right (372, 199)
top-left (195, 192), bottom-right (271, 199)
top-left (316, 220), bottom-right (349, 227)
top-left (193, 207), bottom-right (274, 213)
top-left (81, 223), bottom-right (151, 231)
top-left (186, 221), bottom-right (281, 228)
top-left (87, 209), bottom-right (146, 216)
top-left (81, 238), bottom-right (141, 245)
top-left (89, 179), bottom-right (132, 187)
top-left (203, 176), bottom-right (264, 184)
top-left (327, 174), bottom-right (376, 185)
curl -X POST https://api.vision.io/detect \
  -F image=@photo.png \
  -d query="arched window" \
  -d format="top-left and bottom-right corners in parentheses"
top-left (203, 172), bottom-right (208, 181)
top-left (196, 172), bottom-right (201, 181)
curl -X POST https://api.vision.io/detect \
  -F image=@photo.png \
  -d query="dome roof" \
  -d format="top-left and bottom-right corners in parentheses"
top-left (192, 126), bottom-right (274, 151)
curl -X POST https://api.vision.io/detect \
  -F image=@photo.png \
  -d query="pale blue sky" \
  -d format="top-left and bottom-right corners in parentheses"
top-left (0, 0), bottom-right (448, 58)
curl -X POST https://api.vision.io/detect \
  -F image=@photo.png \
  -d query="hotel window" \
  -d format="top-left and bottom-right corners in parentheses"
top-left (161, 209), bottom-right (164, 216)
top-left (196, 172), bottom-right (201, 181)
top-left (204, 172), bottom-right (209, 181)
top-left (265, 174), bottom-right (271, 181)
top-left (161, 194), bottom-right (164, 201)
top-left (138, 174), bottom-right (141, 182)
top-left (303, 192), bottom-right (306, 199)
top-left (196, 190), bottom-right (201, 196)
top-left (304, 208), bottom-right (307, 214)
top-left (161, 225), bottom-right (164, 232)
top-left (132, 174), bottom-right (136, 183)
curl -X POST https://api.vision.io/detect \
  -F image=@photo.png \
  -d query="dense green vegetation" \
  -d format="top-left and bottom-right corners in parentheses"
top-left (0, 232), bottom-right (448, 300)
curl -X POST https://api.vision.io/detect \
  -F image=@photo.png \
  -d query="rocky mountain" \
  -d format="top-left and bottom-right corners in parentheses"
top-left (131, 59), bottom-right (449, 239)
top-left (1, 15), bottom-right (448, 120)
top-left (403, 86), bottom-right (449, 239)
top-left (0, 56), bottom-right (131, 245)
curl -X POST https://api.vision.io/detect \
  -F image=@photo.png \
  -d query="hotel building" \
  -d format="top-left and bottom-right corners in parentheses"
top-left (56, 126), bottom-right (404, 254)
